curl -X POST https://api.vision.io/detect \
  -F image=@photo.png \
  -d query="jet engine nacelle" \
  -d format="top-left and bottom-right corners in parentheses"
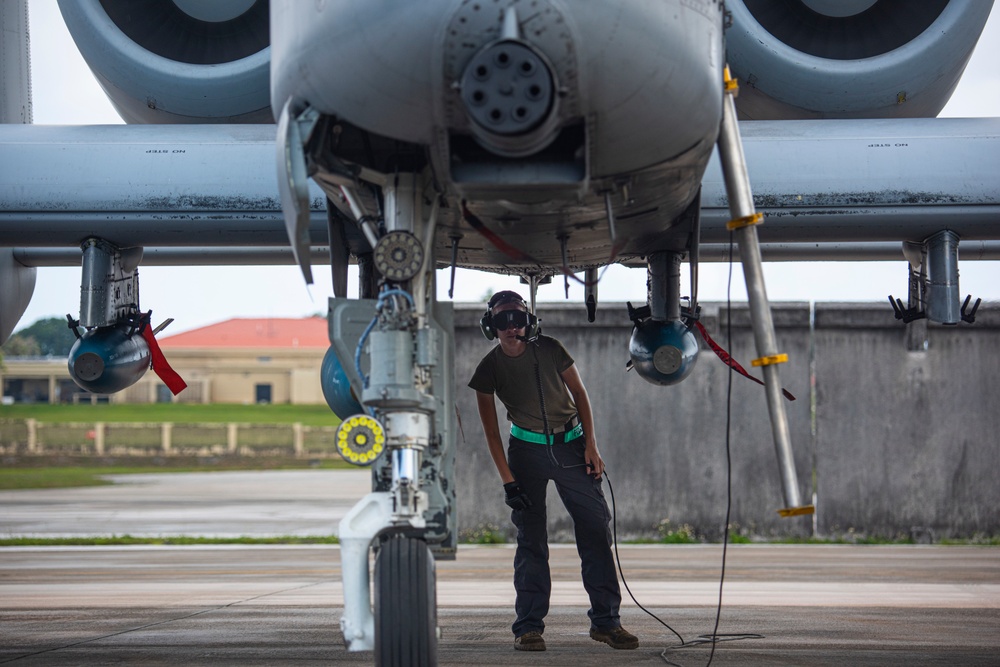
top-left (57, 0), bottom-right (272, 123)
top-left (68, 324), bottom-right (150, 394)
top-left (629, 320), bottom-right (699, 387)
top-left (725, 0), bottom-right (994, 119)
top-left (320, 346), bottom-right (364, 420)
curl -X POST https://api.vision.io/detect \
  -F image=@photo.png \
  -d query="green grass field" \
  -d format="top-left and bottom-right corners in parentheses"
top-left (0, 403), bottom-right (341, 427)
top-left (0, 457), bottom-right (354, 490)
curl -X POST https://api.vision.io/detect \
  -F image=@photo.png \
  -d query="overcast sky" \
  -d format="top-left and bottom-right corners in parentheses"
top-left (15, 1), bottom-right (1000, 334)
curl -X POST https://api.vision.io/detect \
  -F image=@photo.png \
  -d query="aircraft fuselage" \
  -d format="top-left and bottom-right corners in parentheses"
top-left (271, 0), bottom-right (725, 271)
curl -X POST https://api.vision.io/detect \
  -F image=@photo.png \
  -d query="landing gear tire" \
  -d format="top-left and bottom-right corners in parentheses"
top-left (374, 536), bottom-right (438, 667)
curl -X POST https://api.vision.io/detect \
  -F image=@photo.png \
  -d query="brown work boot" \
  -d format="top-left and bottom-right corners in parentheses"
top-left (590, 625), bottom-right (639, 650)
top-left (514, 630), bottom-right (546, 651)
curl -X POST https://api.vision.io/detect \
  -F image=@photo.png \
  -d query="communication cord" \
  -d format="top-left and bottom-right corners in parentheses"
top-left (531, 342), bottom-right (552, 441)
top-left (604, 233), bottom-right (762, 667)
top-left (521, 277), bottom-right (760, 663)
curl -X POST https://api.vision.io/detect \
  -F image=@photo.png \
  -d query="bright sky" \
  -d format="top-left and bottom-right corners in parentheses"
top-left (16, 1), bottom-right (1000, 334)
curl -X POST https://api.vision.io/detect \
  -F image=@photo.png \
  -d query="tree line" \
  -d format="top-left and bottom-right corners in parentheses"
top-left (1, 317), bottom-right (77, 358)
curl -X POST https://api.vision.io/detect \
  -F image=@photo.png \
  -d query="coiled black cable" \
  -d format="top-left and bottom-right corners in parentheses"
top-left (604, 471), bottom-right (763, 666)
top-left (603, 233), bottom-right (763, 667)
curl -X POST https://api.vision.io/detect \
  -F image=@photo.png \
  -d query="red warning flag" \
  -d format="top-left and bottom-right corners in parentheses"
top-left (140, 325), bottom-right (187, 395)
top-left (693, 320), bottom-right (795, 401)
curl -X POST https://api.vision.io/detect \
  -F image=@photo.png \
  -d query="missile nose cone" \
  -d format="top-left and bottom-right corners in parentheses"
top-left (68, 326), bottom-right (150, 394)
top-left (629, 320), bottom-right (700, 386)
top-left (73, 352), bottom-right (105, 382)
top-left (653, 345), bottom-right (684, 376)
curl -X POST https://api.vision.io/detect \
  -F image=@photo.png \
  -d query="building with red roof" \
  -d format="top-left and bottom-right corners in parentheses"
top-left (158, 317), bottom-right (330, 350)
top-left (1, 317), bottom-right (331, 405)
top-left (146, 316), bottom-right (329, 404)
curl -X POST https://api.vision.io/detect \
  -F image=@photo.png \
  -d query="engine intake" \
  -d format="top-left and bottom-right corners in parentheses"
top-left (58, 0), bottom-right (272, 123)
top-left (725, 0), bottom-right (994, 119)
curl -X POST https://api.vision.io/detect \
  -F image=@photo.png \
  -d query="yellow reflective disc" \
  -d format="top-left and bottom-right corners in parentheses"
top-left (335, 415), bottom-right (386, 467)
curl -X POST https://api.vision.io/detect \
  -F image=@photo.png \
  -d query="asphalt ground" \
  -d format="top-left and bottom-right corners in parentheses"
top-left (2, 544), bottom-right (998, 666)
top-left (2, 471), bottom-right (999, 665)
top-left (0, 470), bottom-right (371, 538)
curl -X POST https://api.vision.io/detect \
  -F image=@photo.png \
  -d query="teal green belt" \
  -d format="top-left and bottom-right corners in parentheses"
top-left (510, 423), bottom-right (584, 445)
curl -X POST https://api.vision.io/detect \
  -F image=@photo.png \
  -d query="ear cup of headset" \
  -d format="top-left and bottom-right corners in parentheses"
top-left (480, 310), bottom-right (496, 340)
top-left (525, 313), bottom-right (539, 340)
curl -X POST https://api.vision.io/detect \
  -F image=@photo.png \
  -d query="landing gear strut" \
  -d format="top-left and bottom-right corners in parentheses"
top-left (325, 174), bottom-right (456, 666)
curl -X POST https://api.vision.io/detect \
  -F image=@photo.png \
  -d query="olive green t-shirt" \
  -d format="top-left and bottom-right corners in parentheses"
top-left (468, 335), bottom-right (577, 433)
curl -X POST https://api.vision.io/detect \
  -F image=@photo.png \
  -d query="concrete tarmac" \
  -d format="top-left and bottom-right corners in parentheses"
top-left (2, 544), bottom-right (999, 665)
top-left (2, 471), bottom-right (999, 665)
top-left (0, 470), bottom-right (371, 538)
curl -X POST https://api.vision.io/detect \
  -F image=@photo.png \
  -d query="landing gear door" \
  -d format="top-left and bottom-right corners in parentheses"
top-left (327, 297), bottom-right (377, 402)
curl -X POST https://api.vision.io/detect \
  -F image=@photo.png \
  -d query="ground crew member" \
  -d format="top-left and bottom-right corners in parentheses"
top-left (469, 290), bottom-right (639, 652)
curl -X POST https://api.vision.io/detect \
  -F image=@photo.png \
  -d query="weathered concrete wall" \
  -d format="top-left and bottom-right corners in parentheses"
top-left (452, 301), bottom-right (1000, 540)
top-left (813, 304), bottom-right (1000, 539)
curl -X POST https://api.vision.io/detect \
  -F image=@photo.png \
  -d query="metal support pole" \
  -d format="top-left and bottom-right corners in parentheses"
top-left (925, 230), bottom-right (961, 325)
top-left (384, 174), bottom-right (419, 235)
top-left (903, 241), bottom-right (929, 351)
top-left (647, 253), bottom-right (667, 322)
top-left (161, 422), bottom-right (172, 455)
top-left (526, 275), bottom-right (541, 316)
top-left (647, 252), bottom-right (682, 322)
top-left (585, 268), bottom-right (598, 322)
top-left (717, 68), bottom-right (807, 513)
top-left (27, 418), bottom-right (37, 452)
top-left (94, 421), bottom-right (104, 455)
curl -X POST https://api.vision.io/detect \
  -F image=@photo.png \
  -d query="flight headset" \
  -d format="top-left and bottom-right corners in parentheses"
top-left (479, 290), bottom-right (539, 341)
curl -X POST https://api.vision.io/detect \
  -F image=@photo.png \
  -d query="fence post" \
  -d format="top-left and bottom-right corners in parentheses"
top-left (227, 423), bottom-right (238, 454)
top-left (94, 422), bottom-right (105, 456)
top-left (293, 422), bottom-right (304, 458)
top-left (26, 418), bottom-right (37, 453)
top-left (162, 422), bottom-right (173, 455)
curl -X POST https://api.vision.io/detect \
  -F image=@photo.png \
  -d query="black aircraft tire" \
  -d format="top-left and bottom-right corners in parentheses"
top-left (374, 536), bottom-right (438, 667)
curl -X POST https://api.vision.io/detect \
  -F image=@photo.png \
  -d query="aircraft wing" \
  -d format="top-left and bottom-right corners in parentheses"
top-left (2, 119), bottom-right (998, 259)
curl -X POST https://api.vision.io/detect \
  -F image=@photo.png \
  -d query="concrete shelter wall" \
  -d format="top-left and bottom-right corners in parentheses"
top-left (451, 301), bottom-right (1000, 540)
top-left (812, 304), bottom-right (1000, 539)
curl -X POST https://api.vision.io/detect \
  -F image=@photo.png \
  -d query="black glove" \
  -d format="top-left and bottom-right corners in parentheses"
top-left (503, 481), bottom-right (532, 511)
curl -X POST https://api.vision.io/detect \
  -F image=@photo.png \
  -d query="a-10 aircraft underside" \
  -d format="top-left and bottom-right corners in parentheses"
top-left (2, 1), bottom-right (998, 665)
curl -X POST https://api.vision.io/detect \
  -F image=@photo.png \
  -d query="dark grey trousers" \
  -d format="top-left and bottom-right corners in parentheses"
top-left (506, 434), bottom-right (622, 637)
